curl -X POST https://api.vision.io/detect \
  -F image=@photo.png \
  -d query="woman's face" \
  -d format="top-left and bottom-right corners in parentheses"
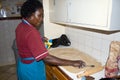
top-left (29, 8), bottom-right (43, 28)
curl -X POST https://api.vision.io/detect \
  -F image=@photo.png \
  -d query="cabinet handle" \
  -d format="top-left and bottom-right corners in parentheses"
top-left (54, 0), bottom-right (55, 6)
top-left (53, 74), bottom-right (58, 80)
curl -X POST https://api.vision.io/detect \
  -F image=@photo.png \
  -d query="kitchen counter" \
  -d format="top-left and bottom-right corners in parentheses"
top-left (59, 66), bottom-right (105, 80)
top-left (48, 47), bottom-right (105, 80)
top-left (0, 16), bottom-right (21, 20)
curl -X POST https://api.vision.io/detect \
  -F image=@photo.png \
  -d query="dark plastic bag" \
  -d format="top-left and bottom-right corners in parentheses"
top-left (51, 38), bottom-right (61, 48)
top-left (100, 78), bottom-right (116, 80)
top-left (60, 34), bottom-right (71, 46)
top-left (51, 34), bottom-right (71, 48)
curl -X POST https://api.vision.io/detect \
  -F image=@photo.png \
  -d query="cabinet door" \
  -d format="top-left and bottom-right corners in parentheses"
top-left (46, 64), bottom-right (72, 80)
top-left (52, 67), bottom-right (69, 80)
top-left (68, 0), bottom-right (110, 28)
top-left (49, 0), bottom-right (68, 23)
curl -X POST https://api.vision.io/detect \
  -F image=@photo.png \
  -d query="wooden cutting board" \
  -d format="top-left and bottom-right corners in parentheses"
top-left (49, 48), bottom-right (104, 78)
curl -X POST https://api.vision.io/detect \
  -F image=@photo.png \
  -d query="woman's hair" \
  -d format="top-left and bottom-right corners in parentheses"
top-left (20, 0), bottom-right (43, 18)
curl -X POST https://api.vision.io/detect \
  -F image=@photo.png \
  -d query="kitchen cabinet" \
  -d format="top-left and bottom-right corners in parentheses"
top-left (45, 64), bottom-right (72, 80)
top-left (49, 0), bottom-right (68, 23)
top-left (49, 0), bottom-right (120, 31)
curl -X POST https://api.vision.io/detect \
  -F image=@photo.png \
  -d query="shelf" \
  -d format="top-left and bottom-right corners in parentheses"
top-left (0, 16), bottom-right (22, 20)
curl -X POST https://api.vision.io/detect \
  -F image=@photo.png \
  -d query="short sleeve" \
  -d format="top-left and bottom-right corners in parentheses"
top-left (26, 29), bottom-right (48, 61)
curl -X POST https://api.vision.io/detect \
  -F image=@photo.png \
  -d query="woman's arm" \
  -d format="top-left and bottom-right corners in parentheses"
top-left (43, 54), bottom-right (86, 68)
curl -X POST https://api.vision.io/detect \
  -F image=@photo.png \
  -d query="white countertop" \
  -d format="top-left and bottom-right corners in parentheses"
top-left (49, 46), bottom-right (105, 80)
top-left (59, 66), bottom-right (105, 80)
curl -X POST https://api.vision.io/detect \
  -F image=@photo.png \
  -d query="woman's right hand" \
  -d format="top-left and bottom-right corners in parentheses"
top-left (72, 60), bottom-right (86, 68)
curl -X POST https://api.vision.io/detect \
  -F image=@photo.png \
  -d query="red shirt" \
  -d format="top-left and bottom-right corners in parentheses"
top-left (15, 21), bottom-right (48, 63)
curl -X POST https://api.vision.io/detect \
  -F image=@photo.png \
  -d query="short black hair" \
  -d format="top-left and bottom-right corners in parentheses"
top-left (20, 0), bottom-right (43, 18)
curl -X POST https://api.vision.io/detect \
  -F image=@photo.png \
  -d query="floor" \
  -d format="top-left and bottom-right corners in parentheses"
top-left (0, 64), bottom-right (17, 80)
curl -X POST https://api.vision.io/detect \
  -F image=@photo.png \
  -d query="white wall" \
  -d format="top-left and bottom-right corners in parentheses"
top-left (0, 20), bottom-right (21, 66)
top-left (43, 0), bottom-right (120, 66)
top-left (65, 27), bottom-right (120, 65)
top-left (43, 0), bottom-right (65, 39)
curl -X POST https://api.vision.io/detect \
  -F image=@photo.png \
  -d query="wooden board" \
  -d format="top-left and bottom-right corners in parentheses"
top-left (49, 48), bottom-right (104, 77)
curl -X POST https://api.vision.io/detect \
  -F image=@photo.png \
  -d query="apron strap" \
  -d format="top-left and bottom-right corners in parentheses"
top-left (21, 57), bottom-right (35, 61)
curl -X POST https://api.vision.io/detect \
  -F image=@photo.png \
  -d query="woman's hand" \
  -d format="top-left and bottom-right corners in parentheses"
top-left (72, 60), bottom-right (86, 68)
top-left (42, 37), bottom-right (48, 42)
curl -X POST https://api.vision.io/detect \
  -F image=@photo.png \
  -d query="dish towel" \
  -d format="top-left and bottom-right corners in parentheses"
top-left (105, 41), bottom-right (120, 78)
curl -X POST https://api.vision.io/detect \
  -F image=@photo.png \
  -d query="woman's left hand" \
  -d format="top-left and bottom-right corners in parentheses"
top-left (42, 37), bottom-right (48, 42)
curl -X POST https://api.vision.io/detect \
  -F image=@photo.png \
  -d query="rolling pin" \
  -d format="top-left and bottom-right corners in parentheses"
top-left (77, 66), bottom-right (104, 78)
top-left (85, 65), bottom-right (95, 67)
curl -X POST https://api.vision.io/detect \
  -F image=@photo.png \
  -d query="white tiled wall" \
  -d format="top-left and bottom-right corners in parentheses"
top-left (43, 0), bottom-right (120, 66)
top-left (65, 27), bottom-right (120, 65)
top-left (0, 20), bottom-right (21, 66)
top-left (43, 0), bottom-right (65, 39)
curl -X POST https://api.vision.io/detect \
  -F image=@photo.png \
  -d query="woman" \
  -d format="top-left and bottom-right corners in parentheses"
top-left (15, 0), bottom-right (86, 80)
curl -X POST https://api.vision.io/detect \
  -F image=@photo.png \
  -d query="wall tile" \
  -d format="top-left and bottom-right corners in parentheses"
top-left (65, 27), bottom-right (120, 65)
top-left (0, 20), bottom-right (21, 66)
